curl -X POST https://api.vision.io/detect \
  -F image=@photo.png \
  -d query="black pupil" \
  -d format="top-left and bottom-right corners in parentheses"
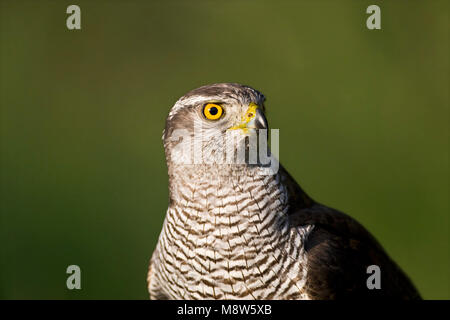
top-left (209, 107), bottom-right (218, 115)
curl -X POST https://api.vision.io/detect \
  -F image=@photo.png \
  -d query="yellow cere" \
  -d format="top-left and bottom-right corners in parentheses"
top-left (203, 103), bottom-right (223, 120)
top-left (229, 103), bottom-right (259, 133)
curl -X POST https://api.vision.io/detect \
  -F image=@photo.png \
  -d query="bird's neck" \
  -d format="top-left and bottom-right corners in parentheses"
top-left (166, 164), bottom-right (291, 244)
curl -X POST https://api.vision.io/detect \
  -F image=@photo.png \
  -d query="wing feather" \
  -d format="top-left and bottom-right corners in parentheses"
top-left (279, 166), bottom-right (421, 299)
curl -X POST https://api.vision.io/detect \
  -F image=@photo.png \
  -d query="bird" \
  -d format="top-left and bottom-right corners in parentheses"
top-left (147, 83), bottom-right (421, 300)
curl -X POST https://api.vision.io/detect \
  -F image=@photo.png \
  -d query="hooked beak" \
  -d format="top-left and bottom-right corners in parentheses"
top-left (247, 108), bottom-right (268, 130)
top-left (229, 103), bottom-right (268, 132)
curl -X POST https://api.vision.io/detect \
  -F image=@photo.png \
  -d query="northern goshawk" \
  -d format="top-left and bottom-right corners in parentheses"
top-left (147, 83), bottom-right (420, 299)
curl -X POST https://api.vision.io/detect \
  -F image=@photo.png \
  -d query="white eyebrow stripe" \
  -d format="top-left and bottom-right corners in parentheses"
top-left (168, 95), bottom-right (225, 119)
top-left (167, 85), bottom-right (265, 120)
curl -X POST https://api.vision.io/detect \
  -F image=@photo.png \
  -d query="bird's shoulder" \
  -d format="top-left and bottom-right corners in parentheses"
top-left (293, 206), bottom-right (419, 299)
top-left (278, 166), bottom-right (420, 299)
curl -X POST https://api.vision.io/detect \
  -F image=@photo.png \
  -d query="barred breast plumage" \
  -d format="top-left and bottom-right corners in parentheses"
top-left (149, 165), bottom-right (312, 299)
top-left (148, 83), bottom-right (421, 300)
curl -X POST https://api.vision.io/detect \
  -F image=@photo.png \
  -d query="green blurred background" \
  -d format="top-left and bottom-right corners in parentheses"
top-left (0, 0), bottom-right (448, 299)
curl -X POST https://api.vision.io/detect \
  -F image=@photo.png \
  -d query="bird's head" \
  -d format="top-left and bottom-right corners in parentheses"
top-left (163, 83), bottom-right (269, 169)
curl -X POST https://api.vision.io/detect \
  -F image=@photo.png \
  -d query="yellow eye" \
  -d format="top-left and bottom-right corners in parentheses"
top-left (203, 103), bottom-right (223, 120)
